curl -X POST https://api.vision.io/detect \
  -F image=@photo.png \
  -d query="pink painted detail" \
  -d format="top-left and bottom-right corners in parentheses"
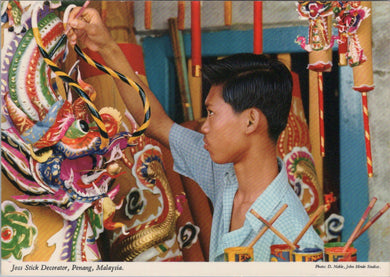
top-left (175, 193), bottom-right (187, 215)
top-left (13, 189), bottom-right (68, 204)
top-left (2, 159), bottom-right (44, 194)
top-left (107, 184), bottom-right (121, 199)
top-left (60, 155), bottom-right (105, 192)
top-left (49, 201), bottom-right (90, 222)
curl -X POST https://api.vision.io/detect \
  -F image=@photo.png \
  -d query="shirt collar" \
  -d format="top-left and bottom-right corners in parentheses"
top-left (217, 158), bottom-right (289, 254)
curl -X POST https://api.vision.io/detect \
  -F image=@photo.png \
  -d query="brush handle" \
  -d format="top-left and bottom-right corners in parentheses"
top-left (250, 209), bottom-right (296, 249)
top-left (64, 0), bottom-right (91, 34)
top-left (293, 205), bottom-right (324, 245)
top-left (343, 197), bottom-right (377, 252)
top-left (248, 204), bottom-right (287, 248)
top-left (354, 203), bottom-right (390, 241)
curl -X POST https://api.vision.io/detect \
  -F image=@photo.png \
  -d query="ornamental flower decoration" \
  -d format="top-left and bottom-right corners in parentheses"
top-left (1, 201), bottom-right (38, 261)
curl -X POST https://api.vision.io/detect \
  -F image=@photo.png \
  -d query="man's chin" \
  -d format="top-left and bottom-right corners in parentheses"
top-left (210, 155), bottom-right (228, 165)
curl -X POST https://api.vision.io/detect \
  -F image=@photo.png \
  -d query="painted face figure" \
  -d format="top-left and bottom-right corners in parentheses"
top-left (201, 85), bottom-right (248, 165)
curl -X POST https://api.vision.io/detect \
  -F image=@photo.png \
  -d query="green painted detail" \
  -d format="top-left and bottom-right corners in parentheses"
top-left (1, 201), bottom-right (37, 260)
top-left (86, 207), bottom-right (103, 239)
top-left (70, 216), bottom-right (83, 262)
top-left (158, 244), bottom-right (167, 252)
top-left (8, 12), bottom-right (63, 117)
top-left (64, 120), bottom-right (92, 139)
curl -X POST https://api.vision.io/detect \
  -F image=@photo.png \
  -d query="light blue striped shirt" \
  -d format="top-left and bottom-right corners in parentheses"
top-left (169, 123), bottom-right (323, 261)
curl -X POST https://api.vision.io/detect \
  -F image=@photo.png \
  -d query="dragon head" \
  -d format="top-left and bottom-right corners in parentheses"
top-left (1, 3), bottom-right (132, 229)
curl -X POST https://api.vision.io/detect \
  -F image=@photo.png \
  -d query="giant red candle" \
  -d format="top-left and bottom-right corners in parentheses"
top-left (253, 1), bottom-right (263, 54)
top-left (191, 1), bottom-right (201, 77)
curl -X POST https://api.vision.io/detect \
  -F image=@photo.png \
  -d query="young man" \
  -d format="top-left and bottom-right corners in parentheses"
top-left (67, 7), bottom-right (323, 261)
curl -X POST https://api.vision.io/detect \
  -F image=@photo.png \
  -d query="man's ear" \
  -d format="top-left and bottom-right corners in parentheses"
top-left (246, 108), bottom-right (261, 134)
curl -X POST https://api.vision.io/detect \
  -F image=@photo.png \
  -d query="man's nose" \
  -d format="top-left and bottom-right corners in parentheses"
top-left (200, 120), bottom-right (209, 134)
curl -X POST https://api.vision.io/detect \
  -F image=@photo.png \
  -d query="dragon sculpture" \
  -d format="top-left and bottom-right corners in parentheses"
top-left (333, 1), bottom-right (371, 67)
top-left (1, 1), bottom-right (184, 262)
top-left (295, 1), bottom-right (339, 52)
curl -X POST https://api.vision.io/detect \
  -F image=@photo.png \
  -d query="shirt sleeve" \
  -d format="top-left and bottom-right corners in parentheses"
top-left (168, 123), bottom-right (217, 201)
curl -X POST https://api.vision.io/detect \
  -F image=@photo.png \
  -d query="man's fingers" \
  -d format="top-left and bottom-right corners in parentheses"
top-left (68, 6), bottom-right (82, 21)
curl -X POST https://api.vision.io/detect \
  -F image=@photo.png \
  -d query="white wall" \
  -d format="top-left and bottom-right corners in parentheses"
top-left (368, 2), bottom-right (390, 262)
top-left (133, 1), bottom-right (304, 32)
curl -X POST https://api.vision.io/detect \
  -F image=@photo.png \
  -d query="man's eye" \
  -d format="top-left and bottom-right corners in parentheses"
top-left (207, 110), bottom-right (214, 116)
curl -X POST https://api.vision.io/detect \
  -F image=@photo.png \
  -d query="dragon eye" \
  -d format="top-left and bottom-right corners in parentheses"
top-left (78, 120), bottom-right (89, 133)
top-left (64, 119), bottom-right (92, 139)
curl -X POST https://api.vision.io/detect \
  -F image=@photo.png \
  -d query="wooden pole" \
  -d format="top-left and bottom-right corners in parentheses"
top-left (224, 1), bottom-right (232, 26)
top-left (177, 1), bottom-right (185, 30)
top-left (144, 1), bottom-right (152, 30)
top-left (168, 17), bottom-right (194, 121)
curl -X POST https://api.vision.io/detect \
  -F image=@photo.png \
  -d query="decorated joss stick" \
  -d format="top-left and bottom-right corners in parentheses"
top-left (318, 71), bottom-right (325, 157)
top-left (224, 1), bottom-right (232, 26)
top-left (191, 1), bottom-right (201, 77)
top-left (334, 2), bottom-right (374, 176)
top-left (293, 205), bottom-right (325, 245)
top-left (250, 209), bottom-right (296, 249)
top-left (296, 2), bottom-right (335, 158)
top-left (248, 204), bottom-right (288, 248)
top-left (361, 92), bottom-right (373, 177)
top-left (354, 203), bottom-right (390, 241)
top-left (253, 1), bottom-right (263, 54)
top-left (352, 2), bottom-right (374, 177)
top-left (64, 0), bottom-right (90, 35)
top-left (342, 197), bottom-right (377, 252)
top-left (177, 1), bottom-right (185, 30)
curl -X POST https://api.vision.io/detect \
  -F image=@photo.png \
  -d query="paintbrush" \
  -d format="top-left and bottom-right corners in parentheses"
top-left (250, 209), bottom-right (296, 250)
top-left (293, 205), bottom-right (325, 245)
top-left (342, 197), bottom-right (377, 252)
top-left (64, 0), bottom-right (91, 35)
top-left (248, 204), bottom-right (288, 248)
top-left (353, 202), bottom-right (390, 241)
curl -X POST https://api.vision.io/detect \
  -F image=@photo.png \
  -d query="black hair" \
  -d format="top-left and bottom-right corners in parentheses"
top-left (202, 53), bottom-right (292, 143)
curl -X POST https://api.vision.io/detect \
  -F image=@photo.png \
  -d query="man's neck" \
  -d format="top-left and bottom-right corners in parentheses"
top-left (230, 147), bottom-right (279, 232)
top-left (233, 145), bottom-right (279, 201)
